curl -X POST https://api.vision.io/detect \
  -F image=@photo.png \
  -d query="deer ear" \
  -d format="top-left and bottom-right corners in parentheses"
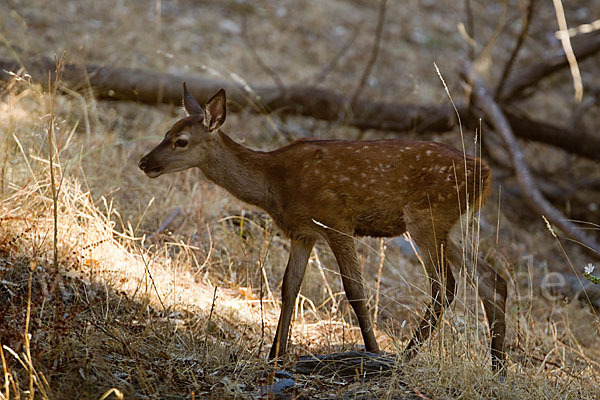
top-left (182, 82), bottom-right (203, 117)
top-left (203, 89), bottom-right (226, 132)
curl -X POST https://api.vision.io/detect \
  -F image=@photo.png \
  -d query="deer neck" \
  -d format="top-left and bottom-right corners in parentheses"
top-left (199, 131), bottom-right (273, 209)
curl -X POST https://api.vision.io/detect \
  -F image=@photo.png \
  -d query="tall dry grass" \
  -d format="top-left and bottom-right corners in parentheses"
top-left (0, 0), bottom-right (599, 398)
top-left (0, 64), bottom-right (598, 399)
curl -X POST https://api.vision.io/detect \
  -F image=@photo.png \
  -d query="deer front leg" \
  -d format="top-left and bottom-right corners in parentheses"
top-left (326, 232), bottom-right (379, 353)
top-left (268, 238), bottom-right (315, 360)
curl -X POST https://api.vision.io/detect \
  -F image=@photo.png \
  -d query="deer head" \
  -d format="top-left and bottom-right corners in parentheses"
top-left (138, 83), bottom-right (227, 178)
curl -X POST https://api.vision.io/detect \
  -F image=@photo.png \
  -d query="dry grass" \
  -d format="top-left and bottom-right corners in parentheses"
top-left (1, 0), bottom-right (599, 398)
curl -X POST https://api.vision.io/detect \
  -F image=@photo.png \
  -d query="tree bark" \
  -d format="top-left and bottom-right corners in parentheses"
top-left (295, 351), bottom-right (395, 377)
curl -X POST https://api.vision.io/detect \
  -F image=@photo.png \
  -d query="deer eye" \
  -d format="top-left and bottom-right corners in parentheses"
top-left (174, 138), bottom-right (188, 148)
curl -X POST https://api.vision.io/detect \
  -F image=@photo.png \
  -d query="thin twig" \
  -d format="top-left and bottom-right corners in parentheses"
top-left (241, 15), bottom-right (285, 93)
top-left (134, 244), bottom-right (167, 311)
top-left (464, 0), bottom-right (475, 60)
top-left (203, 286), bottom-right (218, 361)
top-left (258, 229), bottom-right (275, 302)
top-left (313, 248), bottom-right (337, 314)
top-left (373, 238), bottom-right (386, 330)
top-left (148, 207), bottom-right (181, 242)
top-left (311, 27), bottom-right (360, 86)
top-left (48, 52), bottom-right (66, 268)
top-left (555, 18), bottom-right (600, 39)
top-left (475, 0), bottom-right (508, 75)
top-left (25, 262), bottom-right (34, 399)
top-left (258, 257), bottom-right (265, 356)
top-left (552, 0), bottom-right (583, 102)
top-left (350, 0), bottom-right (387, 108)
top-left (0, 344), bottom-right (10, 399)
top-left (496, 0), bottom-right (537, 98)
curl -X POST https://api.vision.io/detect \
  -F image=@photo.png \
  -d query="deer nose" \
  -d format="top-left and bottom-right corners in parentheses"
top-left (138, 157), bottom-right (148, 171)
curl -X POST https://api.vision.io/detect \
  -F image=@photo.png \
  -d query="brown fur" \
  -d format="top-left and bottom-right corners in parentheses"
top-left (139, 87), bottom-right (506, 374)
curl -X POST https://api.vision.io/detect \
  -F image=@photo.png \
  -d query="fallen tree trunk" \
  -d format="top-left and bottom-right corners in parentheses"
top-left (0, 57), bottom-right (599, 160)
top-left (295, 351), bottom-right (396, 378)
top-left (0, 56), bottom-right (452, 133)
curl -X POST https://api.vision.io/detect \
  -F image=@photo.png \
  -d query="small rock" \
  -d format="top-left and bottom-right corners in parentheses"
top-left (275, 370), bottom-right (294, 379)
top-left (259, 378), bottom-right (295, 396)
top-left (276, 6), bottom-right (287, 18)
top-left (219, 19), bottom-right (241, 35)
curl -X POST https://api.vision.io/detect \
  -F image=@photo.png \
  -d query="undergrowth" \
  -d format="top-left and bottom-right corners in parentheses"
top-left (1, 0), bottom-right (599, 398)
top-left (0, 69), bottom-right (598, 400)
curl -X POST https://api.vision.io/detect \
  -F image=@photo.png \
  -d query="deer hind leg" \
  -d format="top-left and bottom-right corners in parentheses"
top-left (475, 258), bottom-right (507, 373)
top-left (269, 237), bottom-right (315, 360)
top-left (447, 219), bottom-right (507, 374)
top-left (326, 232), bottom-right (380, 353)
top-left (404, 221), bottom-right (456, 357)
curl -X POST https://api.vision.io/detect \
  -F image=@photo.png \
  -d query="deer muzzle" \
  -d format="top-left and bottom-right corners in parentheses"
top-left (138, 155), bottom-right (163, 178)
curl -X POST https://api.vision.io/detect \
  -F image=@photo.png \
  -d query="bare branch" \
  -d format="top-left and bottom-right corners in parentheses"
top-left (464, 65), bottom-right (600, 259)
top-left (495, 0), bottom-right (537, 98)
top-left (503, 107), bottom-right (600, 160)
top-left (241, 15), bottom-right (285, 93)
top-left (310, 27), bottom-right (360, 86)
top-left (464, 0), bottom-right (475, 60)
top-left (350, 0), bottom-right (387, 107)
top-left (500, 30), bottom-right (600, 101)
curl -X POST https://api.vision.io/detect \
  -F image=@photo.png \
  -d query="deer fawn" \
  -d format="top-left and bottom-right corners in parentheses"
top-left (138, 84), bottom-right (507, 373)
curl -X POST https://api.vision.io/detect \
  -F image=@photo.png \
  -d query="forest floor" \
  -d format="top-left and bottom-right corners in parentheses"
top-left (0, 0), bottom-right (599, 398)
